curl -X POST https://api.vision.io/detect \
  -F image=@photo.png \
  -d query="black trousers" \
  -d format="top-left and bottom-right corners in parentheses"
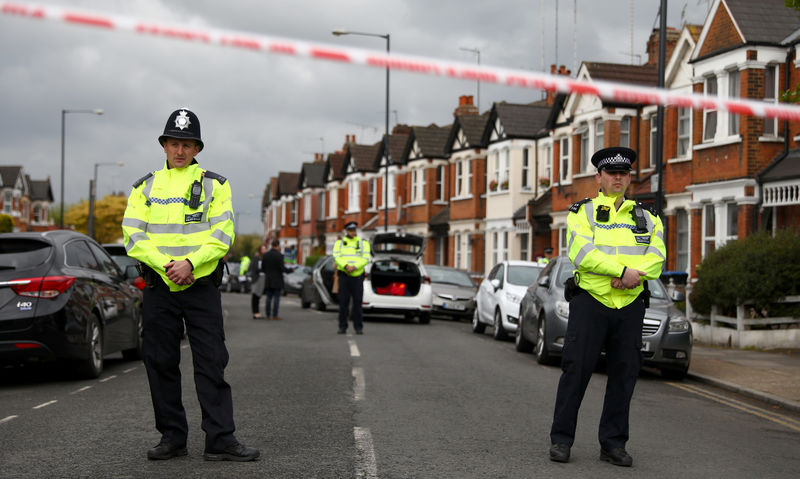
top-left (337, 271), bottom-right (364, 331)
top-left (550, 291), bottom-right (644, 450)
top-left (142, 278), bottom-right (236, 450)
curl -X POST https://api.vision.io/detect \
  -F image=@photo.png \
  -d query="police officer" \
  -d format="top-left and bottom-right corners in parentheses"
top-left (548, 147), bottom-right (665, 467)
top-left (122, 108), bottom-right (259, 462)
top-left (333, 221), bottom-right (371, 334)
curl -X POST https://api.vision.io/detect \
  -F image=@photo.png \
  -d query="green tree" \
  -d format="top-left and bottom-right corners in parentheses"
top-left (230, 233), bottom-right (264, 261)
top-left (0, 214), bottom-right (13, 233)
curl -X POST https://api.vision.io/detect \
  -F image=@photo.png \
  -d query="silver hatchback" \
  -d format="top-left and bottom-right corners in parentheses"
top-left (516, 256), bottom-right (692, 380)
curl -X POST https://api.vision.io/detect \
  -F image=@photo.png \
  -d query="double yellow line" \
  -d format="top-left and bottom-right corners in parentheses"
top-left (668, 382), bottom-right (800, 433)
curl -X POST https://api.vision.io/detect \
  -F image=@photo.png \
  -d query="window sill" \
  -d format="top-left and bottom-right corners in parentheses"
top-left (451, 195), bottom-right (474, 201)
top-left (573, 171), bottom-right (594, 179)
top-left (405, 201), bottom-right (427, 207)
top-left (668, 156), bottom-right (693, 164)
top-left (432, 200), bottom-right (448, 205)
top-left (344, 210), bottom-right (360, 214)
top-left (759, 136), bottom-right (784, 143)
top-left (693, 136), bottom-right (742, 150)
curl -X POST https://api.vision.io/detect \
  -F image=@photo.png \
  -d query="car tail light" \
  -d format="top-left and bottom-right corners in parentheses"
top-left (133, 276), bottom-right (146, 291)
top-left (423, 275), bottom-right (431, 284)
top-left (14, 342), bottom-right (42, 349)
top-left (10, 276), bottom-right (76, 298)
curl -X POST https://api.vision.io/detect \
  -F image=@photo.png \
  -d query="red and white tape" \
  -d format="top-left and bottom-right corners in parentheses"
top-left (4, 1), bottom-right (800, 122)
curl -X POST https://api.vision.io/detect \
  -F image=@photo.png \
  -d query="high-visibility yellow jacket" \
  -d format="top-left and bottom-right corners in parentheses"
top-left (333, 235), bottom-right (371, 277)
top-left (568, 191), bottom-right (666, 309)
top-left (122, 160), bottom-right (235, 292)
top-left (239, 256), bottom-right (251, 276)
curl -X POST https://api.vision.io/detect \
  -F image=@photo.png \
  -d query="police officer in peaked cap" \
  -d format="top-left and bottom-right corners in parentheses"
top-left (333, 221), bottom-right (371, 334)
top-left (122, 108), bottom-right (259, 462)
top-left (548, 146), bottom-right (665, 467)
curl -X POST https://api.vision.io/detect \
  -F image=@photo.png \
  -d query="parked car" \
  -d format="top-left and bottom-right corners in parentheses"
top-left (284, 265), bottom-right (312, 296)
top-left (102, 243), bottom-right (145, 291)
top-left (220, 261), bottom-right (241, 292)
top-left (300, 255), bottom-right (338, 311)
top-left (473, 260), bottom-right (545, 340)
top-left (362, 232), bottom-right (433, 323)
top-left (425, 265), bottom-right (477, 321)
top-left (0, 231), bottom-right (144, 378)
top-left (516, 255), bottom-right (692, 379)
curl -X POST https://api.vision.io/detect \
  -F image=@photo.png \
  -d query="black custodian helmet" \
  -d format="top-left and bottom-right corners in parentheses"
top-left (158, 108), bottom-right (204, 152)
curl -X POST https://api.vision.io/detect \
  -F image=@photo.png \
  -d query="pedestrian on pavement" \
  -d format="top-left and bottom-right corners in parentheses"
top-left (261, 239), bottom-right (289, 320)
top-left (332, 221), bottom-right (371, 334)
top-left (122, 108), bottom-right (259, 462)
top-left (249, 243), bottom-right (268, 319)
top-left (548, 146), bottom-right (665, 468)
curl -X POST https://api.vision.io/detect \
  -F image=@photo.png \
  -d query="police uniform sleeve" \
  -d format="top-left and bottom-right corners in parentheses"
top-left (122, 181), bottom-right (172, 270)
top-left (185, 177), bottom-right (235, 270)
top-left (353, 239), bottom-right (371, 269)
top-left (632, 211), bottom-right (667, 280)
top-left (567, 202), bottom-right (626, 278)
top-left (332, 239), bottom-right (346, 270)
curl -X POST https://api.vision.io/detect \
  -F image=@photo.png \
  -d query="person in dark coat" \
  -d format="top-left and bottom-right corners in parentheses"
top-left (261, 239), bottom-right (290, 320)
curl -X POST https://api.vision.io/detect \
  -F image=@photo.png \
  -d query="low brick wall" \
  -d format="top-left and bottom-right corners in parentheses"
top-left (691, 321), bottom-right (800, 349)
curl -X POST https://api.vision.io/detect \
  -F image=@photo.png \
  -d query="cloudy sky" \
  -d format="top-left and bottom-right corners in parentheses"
top-left (0, 0), bottom-right (711, 236)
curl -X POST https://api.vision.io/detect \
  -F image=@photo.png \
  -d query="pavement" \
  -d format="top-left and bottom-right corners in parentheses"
top-left (687, 343), bottom-right (800, 413)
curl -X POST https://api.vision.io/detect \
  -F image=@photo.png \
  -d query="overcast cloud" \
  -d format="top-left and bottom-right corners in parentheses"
top-left (0, 0), bottom-right (711, 235)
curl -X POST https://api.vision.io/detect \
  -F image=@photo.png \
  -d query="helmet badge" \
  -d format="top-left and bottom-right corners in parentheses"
top-left (174, 110), bottom-right (191, 130)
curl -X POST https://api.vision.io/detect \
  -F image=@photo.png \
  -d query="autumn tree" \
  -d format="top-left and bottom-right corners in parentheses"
top-left (64, 194), bottom-right (128, 243)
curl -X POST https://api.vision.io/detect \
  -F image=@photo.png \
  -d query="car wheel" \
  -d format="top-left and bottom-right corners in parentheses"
top-left (471, 309), bottom-right (486, 334)
top-left (418, 312), bottom-right (431, 324)
top-left (300, 289), bottom-right (311, 308)
top-left (121, 311), bottom-right (143, 361)
top-left (660, 367), bottom-right (688, 381)
top-left (515, 316), bottom-right (535, 353)
top-left (313, 289), bottom-right (327, 311)
top-left (492, 309), bottom-right (508, 341)
top-left (535, 315), bottom-right (554, 365)
top-left (76, 315), bottom-right (103, 378)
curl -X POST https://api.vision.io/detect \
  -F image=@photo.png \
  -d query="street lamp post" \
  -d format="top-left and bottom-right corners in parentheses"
top-left (88, 161), bottom-right (124, 239)
top-left (332, 29), bottom-right (390, 232)
top-left (60, 108), bottom-right (103, 228)
top-left (459, 47), bottom-right (481, 111)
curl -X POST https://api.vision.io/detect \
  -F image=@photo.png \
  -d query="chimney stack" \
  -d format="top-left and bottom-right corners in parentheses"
top-left (547, 64), bottom-right (572, 106)
top-left (454, 95), bottom-right (479, 117)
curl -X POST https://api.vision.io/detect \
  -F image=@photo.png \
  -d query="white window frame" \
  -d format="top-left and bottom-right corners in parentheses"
top-left (454, 232), bottom-right (462, 268)
top-left (2, 190), bottom-right (11, 214)
top-left (280, 202), bottom-right (286, 227)
top-left (491, 232), bottom-right (499, 266)
top-left (348, 180), bottom-right (360, 213)
top-left (436, 165), bottom-right (445, 201)
top-left (559, 226), bottom-right (567, 255)
top-left (328, 189), bottom-right (337, 218)
top-left (677, 107), bottom-right (691, 157)
top-left (303, 193), bottom-right (311, 221)
top-left (317, 191), bottom-right (325, 219)
top-left (559, 137), bottom-right (570, 182)
top-left (579, 125), bottom-right (589, 172)
top-left (676, 209), bottom-right (689, 272)
top-left (702, 203), bottom-right (716, 258)
top-left (648, 117), bottom-right (658, 170)
top-left (703, 75), bottom-right (718, 142)
top-left (367, 178), bottom-right (377, 210)
top-left (521, 148), bottom-right (530, 190)
top-left (764, 64), bottom-right (778, 136)
top-left (728, 69), bottom-right (740, 136)
top-left (519, 232), bottom-right (529, 261)
top-left (594, 119), bottom-right (604, 153)
top-left (290, 199), bottom-right (298, 226)
top-left (500, 149), bottom-right (509, 190)
top-left (620, 116), bottom-right (631, 148)
top-left (543, 144), bottom-right (552, 182)
top-left (465, 235), bottom-right (472, 271)
top-left (725, 202), bottom-right (738, 243)
top-left (455, 161), bottom-right (464, 196)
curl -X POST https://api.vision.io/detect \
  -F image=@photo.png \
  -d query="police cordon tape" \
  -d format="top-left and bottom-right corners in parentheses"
top-left (4, 0), bottom-right (800, 122)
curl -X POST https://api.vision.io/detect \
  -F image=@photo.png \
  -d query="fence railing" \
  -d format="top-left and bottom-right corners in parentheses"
top-left (690, 295), bottom-right (800, 331)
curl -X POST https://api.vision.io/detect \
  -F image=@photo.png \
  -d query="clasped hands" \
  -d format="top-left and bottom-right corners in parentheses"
top-left (164, 259), bottom-right (194, 286)
top-left (344, 264), bottom-right (356, 273)
top-left (611, 267), bottom-right (646, 290)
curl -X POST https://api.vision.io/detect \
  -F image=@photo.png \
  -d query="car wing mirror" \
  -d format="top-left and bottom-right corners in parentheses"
top-left (671, 290), bottom-right (685, 302)
top-left (490, 278), bottom-right (501, 291)
top-left (537, 275), bottom-right (550, 288)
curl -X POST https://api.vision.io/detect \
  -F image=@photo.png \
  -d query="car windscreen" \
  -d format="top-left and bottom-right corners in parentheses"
top-left (556, 263), bottom-right (576, 287)
top-left (426, 267), bottom-right (474, 287)
top-left (646, 278), bottom-right (669, 300)
top-left (0, 238), bottom-right (53, 270)
top-left (507, 265), bottom-right (543, 287)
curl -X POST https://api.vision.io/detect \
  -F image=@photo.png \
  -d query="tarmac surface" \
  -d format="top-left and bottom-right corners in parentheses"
top-left (688, 344), bottom-right (800, 413)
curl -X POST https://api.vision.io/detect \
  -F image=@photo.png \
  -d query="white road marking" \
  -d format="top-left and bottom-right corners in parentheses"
top-left (669, 382), bottom-right (800, 432)
top-left (1, 415), bottom-right (18, 424)
top-left (354, 427), bottom-right (378, 479)
top-left (33, 400), bottom-right (57, 409)
top-left (181, 344), bottom-right (190, 349)
top-left (353, 367), bottom-right (365, 401)
top-left (123, 367), bottom-right (137, 373)
top-left (99, 375), bottom-right (117, 383)
top-left (70, 386), bottom-right (92, 394)
top-left (348, 339), bottom-right (361, 358)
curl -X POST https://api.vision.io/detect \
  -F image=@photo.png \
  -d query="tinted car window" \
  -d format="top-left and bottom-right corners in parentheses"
top-left (556, 262), bottom-right (576, 287)
top-left (89, 242), bottom-right (121, 276)
top-left (0, 238), bottom-right (52, 270)
top-left (65, 240), bottom-right (101, 271)
top-left (427, 267), bottom-right (474, 287)
top-left (507, 265), bottom-right (542, 287)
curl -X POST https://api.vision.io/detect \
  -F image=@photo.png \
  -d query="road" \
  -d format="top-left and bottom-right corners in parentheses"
top-left (1, 292), bottom-right (799, 478)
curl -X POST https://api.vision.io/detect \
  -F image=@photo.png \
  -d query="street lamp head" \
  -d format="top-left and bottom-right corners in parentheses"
top-left (331, 29), bottom-right (349, 36)
top-left (92, 109), bottom-right (104, 115)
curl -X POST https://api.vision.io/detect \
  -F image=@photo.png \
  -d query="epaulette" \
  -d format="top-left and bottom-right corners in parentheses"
top-left (132, 172), bottom-right (153, 188)
top-left (203, 170), bottom-right (227, 185)
top-left (568, 198), bottom-right (591, 213)
top-left (636, 201), bottom-right (657, 216)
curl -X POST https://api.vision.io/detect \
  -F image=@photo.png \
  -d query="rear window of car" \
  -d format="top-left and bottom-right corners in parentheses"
top-left (0, 238), bottom-right (53, 270)
top-left (373, 242), bottom-right (421, 255)
top-left (507, 265), bottom-right (543, 287)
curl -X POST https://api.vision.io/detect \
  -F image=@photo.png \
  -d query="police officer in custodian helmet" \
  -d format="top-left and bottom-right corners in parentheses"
top-left (548, 147), bottom-right (665, 468)
top-left (122, 108), bottom-right (259, 462)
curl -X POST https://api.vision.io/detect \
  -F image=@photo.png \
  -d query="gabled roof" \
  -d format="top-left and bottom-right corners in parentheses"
top-left (411, 124), bottom-right (451, 159)
top-left (484, 101), bottom-right (552, 144)
top-left (383, 132), bottom-right (411, 166)
top-left (344, 142), bottom-right (381, 176)
top-left (446, 112), bottom-right (490, 153)
top-left (28, 177), bottom-right (53, 202)
top-left (759, 148), bottom-right (800, 182)
top-left (584, 62), bottom-right (658, 87)
top-left (326, 151), bottom-right (347, 182)
top-left (0, 166), bottom-right (24, 189)
top-left (277, 172), bottom-right (300, 197)
top-left (727, 0), bottom-right (800, 45)
top-left (299, 162), bottom-right (327, 189)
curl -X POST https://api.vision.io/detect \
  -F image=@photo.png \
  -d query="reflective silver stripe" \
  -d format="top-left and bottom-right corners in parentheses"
top-left (142, 175), bottom-right (155, 202)
top-left (572, 243), bottom-right (595, 268)
top-left (209, 211), bottom-right (233, 226)
top-left (147, 223), bottom-right (211, 235)
top-left (618, 245), bottom-right (649, 255)
top-left (584, 200), bottom-right (595, 234)
top-left (157, 245), bottom-right (201, 256)
top-left (126, 232), bottom-right (149, 252)
top-left (654, 229), bottom-right (664, 243)
top-left (122, 217), bottom-right (148, 230)
top-left (645, 246), bottom-right (666, 260)
top-left (596, 245), bottom-right (617, 255)
top-left (201, 176), bottom-right (214, 222)
top-left (211, 228), bottom-right (233, 246)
